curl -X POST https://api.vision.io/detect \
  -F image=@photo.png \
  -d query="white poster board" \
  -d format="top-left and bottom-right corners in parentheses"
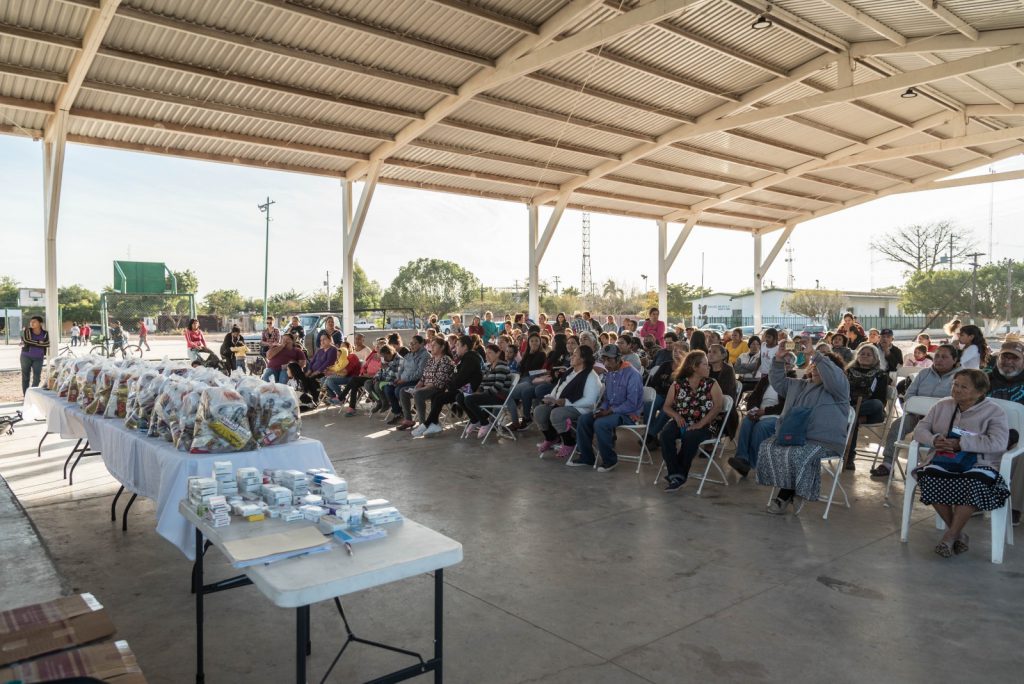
top-left (18, 288), bottom-right (45, 307)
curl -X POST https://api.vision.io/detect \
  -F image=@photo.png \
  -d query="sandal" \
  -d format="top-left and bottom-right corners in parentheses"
top-left (934, 541), bottom-right (954, 558)
top-left (869, 464), bottom-right (891, 478)
top-left (953, 533), bottom-right (970, 555)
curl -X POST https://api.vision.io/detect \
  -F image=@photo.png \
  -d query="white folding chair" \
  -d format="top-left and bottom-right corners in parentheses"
top-left (604, 386), bottom-right (658, 474)
top-left (882, 395), bottom-right (943, 504)
top-left (901, 398), bottom-right (1024, 563)
top-left (693, 395), bottom-right (735, 495)
top-left (766, 407), bottom-right (857, 519)
top-left (472, 373), bottom-right (520, 445)
top-left (863, 385), bottom-right (901, 466)
top-left (896, 366), bottom-right (920, 380)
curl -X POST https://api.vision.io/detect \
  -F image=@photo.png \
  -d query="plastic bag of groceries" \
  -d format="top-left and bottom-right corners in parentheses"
top-left (47, 356), bottom-right (71, 391)
top-left (124, 369), bottom-right (163, 430)
top-left (83, 362), bottom-right (119, 415)
top-left (151, 377), bottom-right (188, 442)
top-left (69, 360), bottom-right (101, 405)
top-left (190, 387), bottom-right (255, 453)
top-left (175, 384), bottom-right (208, 452)
top-left (105, 365), bottom-right (145, 419)
top-left (58, 357), bottom-right (93, 399)
top-left (252, 383), bottom-right (301, 447)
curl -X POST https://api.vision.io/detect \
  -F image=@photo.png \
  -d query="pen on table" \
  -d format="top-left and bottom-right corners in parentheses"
top-left (344, 542), bottom-right (354, 556)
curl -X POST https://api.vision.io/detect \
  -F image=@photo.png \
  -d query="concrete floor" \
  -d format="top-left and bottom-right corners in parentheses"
top-left (2, 403), bottom-right (1023, 683)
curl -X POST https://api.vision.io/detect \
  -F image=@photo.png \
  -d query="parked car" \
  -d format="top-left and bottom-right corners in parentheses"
top-left (353, 319), bottom-right (375, 331)
top-left (798, 324), bottom-right (828, 343)
top-left (702, 323), bottom-right (727, 334)
top-left (437, 318), bottom-right (454, 334)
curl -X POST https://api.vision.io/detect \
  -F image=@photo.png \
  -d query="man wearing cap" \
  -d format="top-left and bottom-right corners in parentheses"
top-left (870, 343), bottom-right (959, 479)
top-left (876, 328), bottom-right (903, 372)
top-left (986, 339), bottom-right (1024, 525)
top-left (569, 344), bottom-right (644, 472)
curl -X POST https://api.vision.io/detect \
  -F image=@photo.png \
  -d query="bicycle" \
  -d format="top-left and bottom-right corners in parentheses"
top-left (89, 335), bottom-right (143, 359)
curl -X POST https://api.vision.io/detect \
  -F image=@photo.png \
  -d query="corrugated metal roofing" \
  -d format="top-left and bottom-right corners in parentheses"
top-left (2, 0), bottom-right (1023, 234)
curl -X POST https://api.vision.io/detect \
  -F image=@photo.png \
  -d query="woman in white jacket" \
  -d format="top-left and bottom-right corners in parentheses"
top-left (535, 345), bottom-right (602, 459)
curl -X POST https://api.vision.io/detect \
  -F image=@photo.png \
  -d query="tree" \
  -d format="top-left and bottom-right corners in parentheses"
top-left (268, 289), bottom-right (307, 314)
top-left (666, 282), bottom-right (711, 322)
top-left (381, 258), bottom-right (479, 315)
top-left (171, 269), bottom-right (198, 294)
top-left (562, 286), bottom-right (581, 298)
top-left (601, 278), bottom-right (623, 299)
top-left (0, 276), bottom-right (18, 306)
top-left (58, 285), bottom-right (100, 324)
top-left (781, 289), bottom-right (846, 326)
top-left (870, 220), bottom-right (975, 274)
top-left (902, 262), bottom-right (1024, 319)
top-left (202, 289), bottom-right (244, 316)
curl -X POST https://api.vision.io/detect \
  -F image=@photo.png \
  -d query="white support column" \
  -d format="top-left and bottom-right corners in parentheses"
top-left (657, 219), bottom-right (669, 320)
top-left (527, 196), bottom-right (569, 321)
top-left (752, 232), bottom-right (763, 332)
top-left (340, 161), bottom-right (381, 338)
top-left (340, 179), bottom-right (353, 337)
top-left (528, 204), bottom-right (540, 321)
top-left (42, 110), bottom-right (68, 350)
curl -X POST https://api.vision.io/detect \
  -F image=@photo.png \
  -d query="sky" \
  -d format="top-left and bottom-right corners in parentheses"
top-left (3, 134), bottom-right (1024, 302)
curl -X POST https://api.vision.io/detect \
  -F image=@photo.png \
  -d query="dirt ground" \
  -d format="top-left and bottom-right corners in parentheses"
top-left (1, 369), bottom-right (45, 403)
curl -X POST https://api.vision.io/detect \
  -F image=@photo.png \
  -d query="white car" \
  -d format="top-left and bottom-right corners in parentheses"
top-left (353, 319), bottom-right (375, 331)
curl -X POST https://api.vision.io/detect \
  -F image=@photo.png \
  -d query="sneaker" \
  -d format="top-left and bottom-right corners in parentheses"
top-left (663, 477), bottom-right (686, 493)
top-left (597, 462), bottom-right (618, 473)
top-left (555, 445), bottom-right (574, 459)
top-left (869, 464), bottom-right (891, 478)
top-left (766, 497), bottom-right (791, 515)
top-left (344, 408), bottom-right (357, 417)
top-left (411, 424), bottom-right (427, 437)
top-left (326, 397), bottom-right (342, 406)
top-left (477, 424), bottom-right (491, 439)
top-left (466, 422), bottom-right (480, 434)
top-left (727, 457), bottom-right (751, 478)
top-left (397, 419), bottom-right (415, 431)
top-left (387, 415), bottom-right (402, 425)
top-left (566, 458), bottom-right (594, 468)
top-left (506, 421), bottom-right (522, 431)
top-left (518, 417), bottom-right (532, 430)
top-left (537, 440), bottom-right (556, 453)
top-left (424, 423), bottom-right (443, 437)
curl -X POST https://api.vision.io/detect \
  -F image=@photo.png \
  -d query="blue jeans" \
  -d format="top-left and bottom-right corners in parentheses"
top-left (323, 375), bottom-right (353, 398)
top-left (262, 367), bottom-right (287, 383)
top-left (575, 412), bottom-right (633, 466)
top-left (734, 416), bottom-right (778, 467)
top-left (384, 383), bottom-right (402, 413)
top-left (506, 380), bottom-right (535, 422)
top-left (21, 355), bottom-right (43, 394)
top-left (658, 422), bottom-right (713, 481)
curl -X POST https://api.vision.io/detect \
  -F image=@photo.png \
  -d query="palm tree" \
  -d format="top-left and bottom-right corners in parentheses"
top-left (602, 278), bottom-right (622, 299)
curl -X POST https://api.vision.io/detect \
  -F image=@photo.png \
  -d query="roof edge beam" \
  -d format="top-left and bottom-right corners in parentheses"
top-left (820, 0), bottom-right (906, 45)
top-left (850, 27), bottom-right (1024, 57)
top-left (815, 125), bottom-right (1024, 170)
top-left (912, 0), bottom-right (978, 40)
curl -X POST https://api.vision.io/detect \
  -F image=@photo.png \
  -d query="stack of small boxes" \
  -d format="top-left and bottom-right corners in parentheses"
top-left (205, 495), bottom-right (231, 527)
top-left (236, 467), bottom-right (261, 497)
top-left (187, 476), bottom-right (217, 509)
top-left (279, 470), bottom-right (309, 502)
top-left (213, 461), bottom-right (238, 497)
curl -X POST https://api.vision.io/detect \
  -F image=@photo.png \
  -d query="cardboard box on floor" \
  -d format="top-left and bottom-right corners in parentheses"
top-left (0, 593), bottom-right (115, 666)
top-left (0, 639), bottom-right (146, 683)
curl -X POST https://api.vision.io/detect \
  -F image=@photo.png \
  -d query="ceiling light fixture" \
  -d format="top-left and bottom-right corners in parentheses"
top-left (751, 3), bottom-right (773, 30)
top-left (901, 87), bottom-right (918, 99)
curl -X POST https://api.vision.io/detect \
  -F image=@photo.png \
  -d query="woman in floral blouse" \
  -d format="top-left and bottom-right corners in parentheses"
top-left (410, 338), bottom-right (455, 432)
top-left (658, 350), bottom-right (724, 492)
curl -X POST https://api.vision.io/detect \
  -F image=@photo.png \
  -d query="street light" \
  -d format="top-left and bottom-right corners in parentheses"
top-left (640, 274), bottom-right (648, 292)
top-left (258, 197), bottom-right (275, 322)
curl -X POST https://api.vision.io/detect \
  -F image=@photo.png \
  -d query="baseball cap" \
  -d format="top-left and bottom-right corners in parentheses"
top-left (880, 328), bottom-right (894, 336)
top-left (600, 344), bottom-right (621, 359)
top-left (999, 340), bottom-right (1024, 359)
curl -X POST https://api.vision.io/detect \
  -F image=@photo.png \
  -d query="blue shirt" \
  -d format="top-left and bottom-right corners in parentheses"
top-left (600, 364), bottom-right (644, 416)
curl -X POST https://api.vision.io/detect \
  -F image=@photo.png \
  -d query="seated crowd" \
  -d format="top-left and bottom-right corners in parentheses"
top-left (261, 308), bottom-right (1024, 546)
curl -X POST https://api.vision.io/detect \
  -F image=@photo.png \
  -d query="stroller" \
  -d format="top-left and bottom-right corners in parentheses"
top-left (0, 410), bottom-right (23, 437)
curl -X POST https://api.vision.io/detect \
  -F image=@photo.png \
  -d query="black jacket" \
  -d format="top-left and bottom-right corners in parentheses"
top-left (447, 350), bottom-right (483, 392)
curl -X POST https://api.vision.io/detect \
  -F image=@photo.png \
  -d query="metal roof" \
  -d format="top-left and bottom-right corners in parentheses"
top-left (3, 0), bottom-right (1024, 233)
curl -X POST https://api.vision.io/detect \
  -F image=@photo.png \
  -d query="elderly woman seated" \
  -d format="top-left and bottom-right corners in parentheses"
top-left (911, 369), bottom-right (1010, 557)
top-left (756, 348), bottom-right (851, 514)
top-left (535, 346), bottom-right (602, 459)
top-left (728, 352), bottom-right (796, 477)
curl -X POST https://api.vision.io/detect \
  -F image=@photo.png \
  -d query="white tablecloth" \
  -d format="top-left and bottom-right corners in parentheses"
top-left (27, 389), bottom-right (334, 560)
top-left (22, 388), bottom-right (88, 440)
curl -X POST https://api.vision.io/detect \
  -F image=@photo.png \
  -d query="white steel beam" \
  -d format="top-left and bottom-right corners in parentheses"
top-left (534, 45), bottom-right (1023, 206)
top-left (813, 125), bottom-right (1024, 170)
top-left (528, 204), bottom-right (540, 322)
top-left (665, 214), bottom-right (698, 268)
top-left (759, 223), bottom-right (798, 274)
top-left (423, 0), bottom-right (540, 34)
top-left (966, 104), bottom-right (1024, 116)
top-left (906, 168), bottom-right (1024, 192)
top-left (657, 220), bottom-right (669, 319)
top-left (849, 28), bottom-right (1024, 57)
top-left (42, 110), bottom-right (69, 348)
top-left (752, 233), bottom-right (763, 332)
top-left (47, 0), bottom-right (120, 141)
top-left (912, 0), bottom-right (978, 40)
top-left (919, 53), bottom-right (1015, 110)
top-left (346, 0), bottom-right (706, 180)
top-left (820, 0), bottom-right (905, 45)
top-left (341, 161), bottom-right (381, 336)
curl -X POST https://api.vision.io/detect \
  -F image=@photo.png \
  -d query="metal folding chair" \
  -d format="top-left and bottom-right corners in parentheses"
top-left (603, 386), bottom-right (658, 474)
top-left (693, 395), bottom-right (736, 495)
top-left (469, 373), bottom-right (520, 444)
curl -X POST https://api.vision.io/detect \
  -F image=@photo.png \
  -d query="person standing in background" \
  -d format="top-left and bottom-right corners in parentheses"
top-left (138, 318), bottom-right (151, 351)
top-left (20, 316), bottom-right (49, 395)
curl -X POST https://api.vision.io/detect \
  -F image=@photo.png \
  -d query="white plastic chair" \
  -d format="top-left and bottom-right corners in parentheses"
top-left (766, 407), bottom-right (858, 519)
top-left (693, 395), bottom-right (735, 495)
top-left (882, 395), bottom-right (943, 503)
top-left (900, 398), bottom-right (1024, 564)
top-left (606, 386), bottom-right (658, 474)
top-left (467, 373), bottom-right (520, 444)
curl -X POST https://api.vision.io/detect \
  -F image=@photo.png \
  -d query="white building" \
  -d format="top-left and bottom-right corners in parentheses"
top-left (691, 288), bottom-right (904, 326)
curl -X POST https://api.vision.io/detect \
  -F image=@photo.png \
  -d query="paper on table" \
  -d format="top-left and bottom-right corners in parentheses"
top-left (221, 527), bottom-right (332, 564)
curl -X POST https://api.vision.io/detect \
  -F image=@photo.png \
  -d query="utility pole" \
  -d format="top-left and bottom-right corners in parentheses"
top-left (1008, 259), bottom-right (1014, 325)
top-left (948, 234), bottom-right (954, 271)
top-left (258, 196), bottom-right (275, 322)
top-left (966, 252), bottom-right (984, 322)
top-left (324, 270), bottom-right (331, 311)
top-left (552, 275), bottom-right (560, 294)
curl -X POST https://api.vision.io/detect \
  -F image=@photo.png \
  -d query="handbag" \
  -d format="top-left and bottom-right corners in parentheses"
top-left (929, 407), bottom-right (979, 472)
top-left (775, 406), bottom-right (813, 446)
